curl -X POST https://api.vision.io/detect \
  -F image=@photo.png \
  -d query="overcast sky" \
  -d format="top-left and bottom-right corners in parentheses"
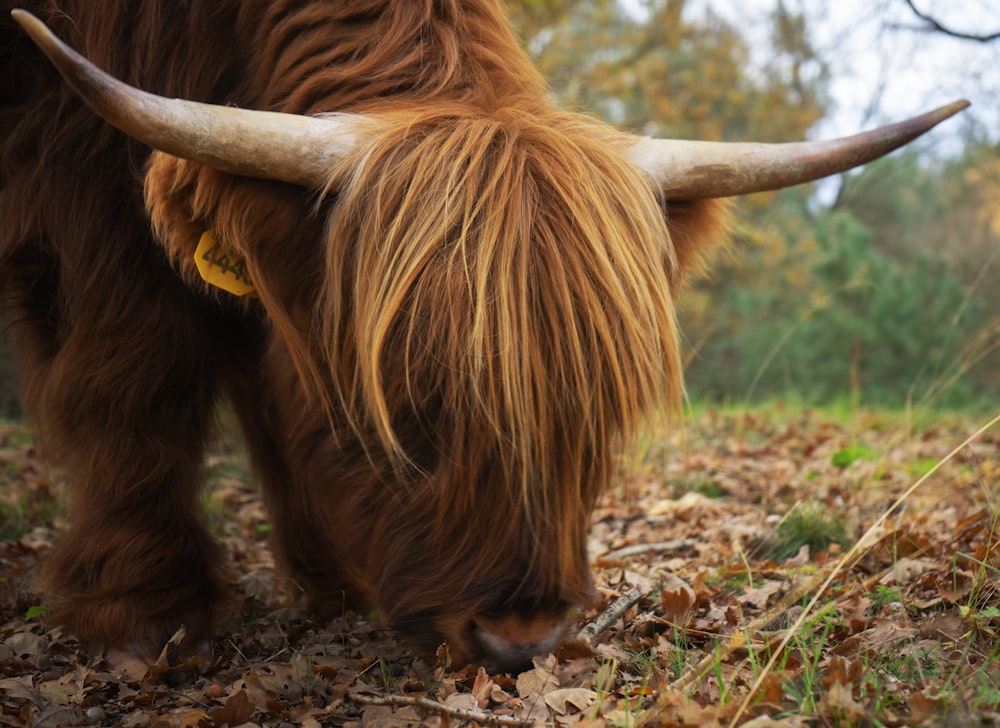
top-left (623, 0), bottom-right (1000, 148)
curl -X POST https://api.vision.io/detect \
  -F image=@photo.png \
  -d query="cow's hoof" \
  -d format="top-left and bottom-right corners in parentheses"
top-left (103, 628), bottom-right (211, 682)
top-left (103, 645), bottom-right (159, 680)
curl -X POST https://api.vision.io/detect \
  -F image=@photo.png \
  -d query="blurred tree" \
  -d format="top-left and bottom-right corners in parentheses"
top-left (838, 144), bottom-right (1000, 399)
top-left (506, 0), bottom-right (832, 358)
top-left (509, 0), bottom-right (827, 143)
top-left (681, 199), bottom-right (995, 409)
top-left (505, 0), bottom-right (998, 409)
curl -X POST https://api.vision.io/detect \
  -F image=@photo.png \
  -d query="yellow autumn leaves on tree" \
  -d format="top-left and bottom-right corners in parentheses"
top-left (507, 0), bottom-right (999, 407)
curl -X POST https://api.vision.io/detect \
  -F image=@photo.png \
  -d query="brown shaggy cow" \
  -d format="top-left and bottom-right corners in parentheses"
top-left (0, 1), bottom-right (964, 671)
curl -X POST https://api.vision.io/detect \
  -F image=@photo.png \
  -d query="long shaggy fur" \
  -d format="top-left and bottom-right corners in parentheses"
top-left (323, 107), bottom-right (683, 526)
top-left (1, 0), bottom-right (729, 664)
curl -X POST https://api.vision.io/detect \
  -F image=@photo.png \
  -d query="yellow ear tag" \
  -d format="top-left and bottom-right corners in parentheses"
top-left (194, 230), bottom-right (256, 296)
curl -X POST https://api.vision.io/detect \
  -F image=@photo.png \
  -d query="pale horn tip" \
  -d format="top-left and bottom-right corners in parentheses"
top-left (12, 9), bottom-right (57, 51)
top-left (925, 99), bottom-right (971, 125)
top-left (11, 9), bottom-right (99, 100)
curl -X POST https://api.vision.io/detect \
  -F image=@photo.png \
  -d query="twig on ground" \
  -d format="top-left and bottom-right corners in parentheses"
top-left (348, 690), bottom-right (530, 727)
top-left (577, 585), bottom-right (649, 644)
top-left (601, 539), bottom-right (697, 561)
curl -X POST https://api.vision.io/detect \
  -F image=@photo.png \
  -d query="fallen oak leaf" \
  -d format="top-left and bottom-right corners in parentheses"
top-left (515, 664), bottom-right (558, 701)
top-left (211, 689), bottom-right (254, 727)
top-left (820, 680), bottom-right (865, 721)
top-left (0, 675), bottom-right (41, 707)
top-left (36, 678), bottom-right (75, 707)
top-left (738, 580), bottom-right (785, 610)
top-left (755, 671), bottom-right (788, 705)
top-left (445, 691), bottom-right (480, 712)
top-left (659, 573), bottom-right (696, 626)
top-left (637, 686), bottom-right (713, 727)
top-left (918, 611), bottom-right (968, 642)
top-left (543, 687), bottom-right (597, 715)
top-left (907, 692), bottom-right (948, 723)
top-left (821, 656), bottom-right (863, 690)
top-left (243, 665), bottom-right (302, 710)
top-left (3, 631), bottom-right (46, 661)
top-left (178, 710), bottom-right (210, 728)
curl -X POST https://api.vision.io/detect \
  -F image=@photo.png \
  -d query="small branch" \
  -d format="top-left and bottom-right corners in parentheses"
top-left (577, 586), bottom-right (648, 644)
top-left (348, 690), bottom-right (530, 727)
top-left (601, 539), bottom-right (697, 561)
top-left (899, 0), bottom-right (1000, 42)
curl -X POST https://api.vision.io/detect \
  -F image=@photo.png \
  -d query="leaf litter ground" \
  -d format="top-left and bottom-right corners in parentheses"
top-left (1, 408), bottom-right (998, 727)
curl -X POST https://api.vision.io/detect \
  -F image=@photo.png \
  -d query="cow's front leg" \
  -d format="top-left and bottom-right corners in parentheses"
top-left (8, 286), bottom-right (228, 657)
top-left (39, 455), bottom-right (228, 655)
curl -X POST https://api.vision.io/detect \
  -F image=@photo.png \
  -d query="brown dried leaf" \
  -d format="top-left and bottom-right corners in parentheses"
top-left (821, 656), bottom-right (863, 689)
top-left (879, 557), bottom-right (936, 584)
top-left (820, 680), bottom-right (865, 720)
top-left (918, 611), bottom-right (968, 642)
top-left (0, 676), bottom-right (40, 706)
top-left (177, 710), bottom-right (210, 728)
top-left (444, 691), bottom-right (479, 711)
top-left (907, 692), bottom-right (947, 722)
top-left (455, 667), bottom-right (485, 709)
top-left (738, 580), bottom-right (784, 610)
top-left (516, 665), bottom-right (559, 701)
top-left (212, 688), bottom-right (253, 727)
top-left (3, 633), bottom-right (45, 661)
top-left (757, 671), bottom-right (786, 705)
top-left (659, 574), bottom-right (695, 625)
top-left (544, 687), bottom-right (597, 715)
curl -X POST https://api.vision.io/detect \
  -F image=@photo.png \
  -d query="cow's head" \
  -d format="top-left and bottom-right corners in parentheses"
top-left (12, 9), bottom-right (967, 671)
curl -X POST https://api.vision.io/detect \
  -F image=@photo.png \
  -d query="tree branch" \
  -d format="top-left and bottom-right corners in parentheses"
top-left (576, 585), bottom-right (649, 644)
top-left (900, 0), bottom-right (1000, 42)
top-left (348, 690), bottom-right (530, 727)
top-left (601, 539), bottom-right (697, 561)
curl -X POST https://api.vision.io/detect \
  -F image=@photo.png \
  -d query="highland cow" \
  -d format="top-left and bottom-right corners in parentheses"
top-left (0, 1), bottom-right (965, 671)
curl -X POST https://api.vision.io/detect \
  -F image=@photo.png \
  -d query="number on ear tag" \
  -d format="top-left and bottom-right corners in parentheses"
top-left (194, 230), bottom-right (255, 296)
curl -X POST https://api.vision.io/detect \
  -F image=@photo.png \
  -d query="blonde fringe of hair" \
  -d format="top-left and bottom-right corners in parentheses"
top-left (274, 104), bottom-right (684, 515)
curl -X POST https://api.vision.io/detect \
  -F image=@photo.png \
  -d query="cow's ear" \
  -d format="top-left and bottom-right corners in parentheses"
top-left (144, 152), bottom-right (214, 290)
top-left (663, 198), bottom-right (733, 287)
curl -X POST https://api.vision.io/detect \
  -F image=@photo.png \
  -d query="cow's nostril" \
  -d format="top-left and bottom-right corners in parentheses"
top-left (470, 613), bottom-right (567, 673)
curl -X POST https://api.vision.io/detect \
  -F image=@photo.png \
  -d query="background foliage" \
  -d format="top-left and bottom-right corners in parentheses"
top-left (511, 0), bottom-right (999, 411)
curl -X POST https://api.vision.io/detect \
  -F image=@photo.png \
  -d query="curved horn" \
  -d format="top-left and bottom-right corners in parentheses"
top-left (11, 9), bottom-right (367, 189)
top-left (626, 100), bottom-right (970, 200)
top-left (14, 9), bottom-right (969, 200)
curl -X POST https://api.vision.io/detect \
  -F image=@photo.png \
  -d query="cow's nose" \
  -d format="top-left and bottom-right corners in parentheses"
top-left (470, 612), bottom-right (568, 673)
